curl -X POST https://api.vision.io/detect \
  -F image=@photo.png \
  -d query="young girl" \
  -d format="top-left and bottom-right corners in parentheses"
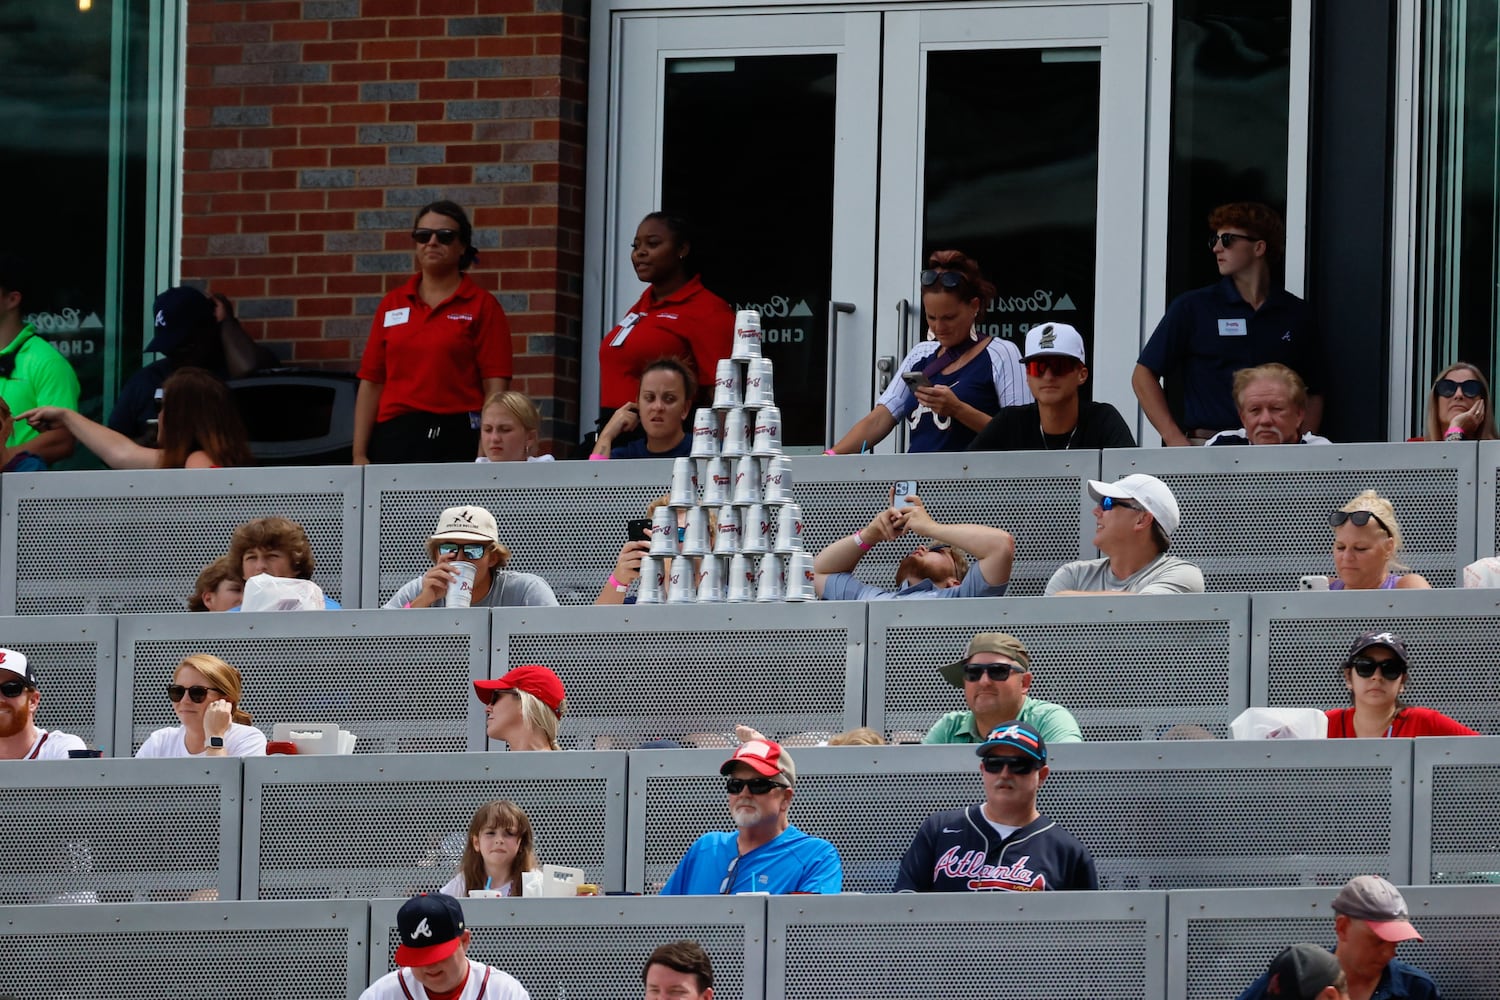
top-left (187, 555), bottom-right (244, 612)
top-left (440, 800), bottom-right (539, 897)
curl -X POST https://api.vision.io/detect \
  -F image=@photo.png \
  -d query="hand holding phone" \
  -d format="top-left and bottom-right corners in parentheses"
top-left (627, 518), bottom-right (652, 542)
top-left (891, 482), bottom-right (918, 506)
top-left (901, 371), bottom-right (932, 389)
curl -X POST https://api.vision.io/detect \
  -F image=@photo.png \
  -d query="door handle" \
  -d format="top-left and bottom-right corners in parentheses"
top-left (825, 300), bottom-right (856, 445)
top-left (875, 355), bottom-right (895, 395)
top-left (894, 297), bottom-right (912, 451)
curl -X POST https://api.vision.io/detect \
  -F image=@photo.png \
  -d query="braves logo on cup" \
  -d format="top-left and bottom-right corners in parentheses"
top-left (754, 419), bottom-right (779, 437)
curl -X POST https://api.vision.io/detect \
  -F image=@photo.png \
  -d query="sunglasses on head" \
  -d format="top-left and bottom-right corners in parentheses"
top-left (1026, 357), bottom-right (1081, 378)
top-left (1329, 510), bottom-right (1392, 536)
top-left (1100, 496), bottom-right (1141, 513)
top-left (725, 776), bottom-right (787, 795)
top-left (0, 679), bottom-right (30, 698)
top-left (981, 755), bottom-right (1039, 775)
top-left (963, 662), bottom-right (1026, 683)
top-left (1347, 657), bottom-right (1407, 681)
top-left (919, 269), bottom-right (966, 290)
top-left (411, 228), bottom-right (460, 245)
top-left (1435, 378), bottom-right (1485, 399)
top-left (436, 542), bottom-right (488, 560)
top-left (1207, 232), bottom-right (1259, 250)
top-left (167, 684), bottom-right (222, 704)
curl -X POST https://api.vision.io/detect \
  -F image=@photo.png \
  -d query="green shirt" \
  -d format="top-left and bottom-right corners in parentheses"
top-left (0, 324), bottom-right (81, 448)
top-left (922, 699), bottom-right (1083, 745)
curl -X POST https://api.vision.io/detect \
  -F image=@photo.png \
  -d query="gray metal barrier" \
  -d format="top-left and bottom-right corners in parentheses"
top-left (369, 895), bottom-right (764, 1000)
top-left (492, 603), bottom-right (865, 750)
top-left (0, 613), bottom-right (117, 754)
top-left (116, 609), bottom-right (491, 755)
top-left (867, 594), bottom-right (1249, 741)
top-left (1168, 885), bottom-right (1500, 1000)
top-left (0, 900), bottom-right (368, 999)
top-left (627, 741), bottom-right (1411, 895)
top-left (767, 891), bottom-right (1167, 999)
top-left (1480, 440), bottom-right (1500, 560)
top-left (1413, 736), bottom-right (1500, 886)
top-left (1250, 589), bottom-right (1500, 734)
top-left (1102, 442), bottom-right (1477, 589)
top-left (0, 466), bottom-right (362, 614)
top-left (0, 757), bottom-right (241, 904)
top-left (243, 751), bottom-right (627, 899)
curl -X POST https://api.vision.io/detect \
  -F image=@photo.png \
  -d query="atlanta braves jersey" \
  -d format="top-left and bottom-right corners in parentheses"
top-left (894, 803), bottom-right (1098, 892)
top-left (359, 960), bottom-right (529, 1000)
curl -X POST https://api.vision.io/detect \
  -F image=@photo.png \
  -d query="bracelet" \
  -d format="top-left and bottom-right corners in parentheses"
top-left (608, 573), bottom-right (629, 593)
top-left (1446, 426), bottom-right (1467, 440)
top-left (588, 453), bottom-right (609, 461)
top-left (854, 531), bottom-right (874, 551)
top-left (823, 448), bottom-right (837, 455)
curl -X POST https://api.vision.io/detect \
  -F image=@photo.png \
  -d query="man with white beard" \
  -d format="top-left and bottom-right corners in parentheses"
top-left (0, 649), bottom-right (86, 760)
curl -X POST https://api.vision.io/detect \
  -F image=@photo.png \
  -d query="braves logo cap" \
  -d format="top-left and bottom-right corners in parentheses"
top-left (975, 720), bottom-right (1047, 763)
top-left (1264, 943), bottom-right (1342, 999)
top-left (147, 286), bottom-right (216, 354)
top-left (0, 648), bottom-right (36, 688)
top-left (1346, 631), bottom-right (1409, 667)
top-left (394, 893), bottom-right (467, 967)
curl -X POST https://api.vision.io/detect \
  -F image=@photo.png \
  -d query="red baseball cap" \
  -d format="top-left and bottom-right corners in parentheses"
top-left (474, 665), bottom-right (566, 718)
top-left (720, 739), bottom-right (795, 784)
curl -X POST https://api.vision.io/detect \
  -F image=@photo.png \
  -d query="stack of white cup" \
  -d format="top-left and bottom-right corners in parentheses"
top-left (635, 309), bottom-right (815, 605)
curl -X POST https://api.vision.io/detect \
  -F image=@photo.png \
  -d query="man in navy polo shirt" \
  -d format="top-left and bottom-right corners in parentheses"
top-left (1132, 202), bottom-right (1327, 445)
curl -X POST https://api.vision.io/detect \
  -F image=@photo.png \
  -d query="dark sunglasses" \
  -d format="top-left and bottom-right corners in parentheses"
top-left (167, 684), bottom-right (222, 704)
top-left (0, 679), bottom-right (30, 698)
top-left (1435, 378), bottom-right (1485, 399)
top-left (488, 689), bottom-right (519, 705)
top-left (963, 662), bottom-right (1026, 683)
top-left (981, 755), bottom-right (1039, 775)
top-left (1207, 232), bottom-right (1259, 250)
top-left (1347, 657), bottom-right (1407, 681)
top-left (919, 269), bottom-right (966, 290)
top-left (411, 228), bottom-right (460, 245)
top-left (1100, 496), bottom-right (1141, 513)
top-left (436, 542), bottom-right (488, 559)
top-left (1026, 357), bottom-right (1081, 378)
top-left (1329, 510), bottom-right (1393, 536)
top-left (725, 777), bottom-right (787, 795)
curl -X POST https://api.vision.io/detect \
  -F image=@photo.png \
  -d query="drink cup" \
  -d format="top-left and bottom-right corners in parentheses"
top-left (649, 506), bottom-right (678, 555)
top-left (690, 409), bottom-right (720, 458)
top-left (701, 457), bottom-right (731, 506)
top-left (446, 560), bottom-right (477, 608)
top-left (751, 405), bottom-right (782, 457)
top-left (712, 359), bottom-right (743, 409)
top-left (762, 455), bottom-right (794, 504)
top-left (668, 457), bottom-right (698, 509)
top-left (785, 551), bottom-right (816, 601)
top-left (774, 503), bottom-right (803, 552)
top-left (726, 553), bottom-right (755, 602)
top-left (697, 555), bottom-right (724, 603)
top-left (666, 560), bottom-right (696, 604)
top-left (756, 553), bottom-right (786, 602)
top-left (732, 455), bottom-right (762, 505)
top-left (681, 506), bottom-right (711, 556)
top-left (731, 310), bottom-right (762, 360)
top-left (743, 358), bottom-right (775, 408)
top-left (741, 503), bottom-right (771, 554)
top-left (721, 408), bottom-right (751, 458)
top-left (714, 506), bottom-right (741, 555)
top-left (636, 555), bottom-right (664, 604)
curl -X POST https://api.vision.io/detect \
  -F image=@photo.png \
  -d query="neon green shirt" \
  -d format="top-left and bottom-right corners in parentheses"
top-left (0, 324), bottom-right (81, 448)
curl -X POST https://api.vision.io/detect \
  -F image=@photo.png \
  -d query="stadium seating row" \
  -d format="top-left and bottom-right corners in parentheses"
top-left (4, 441), bottom-right (1500, 613)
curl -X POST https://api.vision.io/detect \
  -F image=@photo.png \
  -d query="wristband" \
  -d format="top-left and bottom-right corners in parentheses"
top-left (823, 449), bottom-right (837, 455)
top-left (588, 453), bottom-right (609, 461)
top-left (1446, 426), bottom-right (1466, 439)
top-left (608, 573), bottom-right (629, 593)
top-left (854, 531), bottom-right (875, 551)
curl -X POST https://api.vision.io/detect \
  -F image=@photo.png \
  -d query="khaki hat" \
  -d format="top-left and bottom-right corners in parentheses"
top-left (939, 632), bottom-right (1031, 688)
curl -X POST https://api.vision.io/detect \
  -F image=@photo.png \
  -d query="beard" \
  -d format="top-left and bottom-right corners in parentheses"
top-left (0, 701), bottom-right (32, 739)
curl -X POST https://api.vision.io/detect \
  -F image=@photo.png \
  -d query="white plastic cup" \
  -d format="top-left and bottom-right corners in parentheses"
top-left (751, 405), bottom-right (782, 457)
top-left (668, 457), bottom-right (698, 509)
top-left (666, 560), bottom-right (697, 604)
top-left (697, 555), bottom-right (724, 603)
top-left (636, 554), bottom-right (664, 604)
top-left (681, 506), bottom-right (711, 557)
top-left (701, 457), bottom-right (731, 506)
top-left (741, 503), bottom-right (771, 554)
top-left (756, 553), bottom-right (786, 602)
top-left (731, 310), bottom-right (762, 360)
top-left (726, 553), bottom-right (755, 602)
top-left (743, 357), bottom-right (775, 408)
top-left (762, 455), bottom-right (794, 504)
top-left (649, 506), bottom-right (677, 555)
top-left (690, 408), bottom-right (720, 458)
top-left (785, 551), bottom-right (816, 601)
top-left (446, 560), bottom-right (477, 608)
top-left (774, 503), bottom-right (803, 552)
top-left (714, 505), bottom-right (741, 555)
top-left (721, 408), bottom-right (751, 459)
top-left (712, 359), bottom-right (743, 410)
top-left (732, 455), bottom-right (762, 505)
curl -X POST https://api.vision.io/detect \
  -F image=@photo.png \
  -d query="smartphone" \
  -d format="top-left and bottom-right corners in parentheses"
top-left (901, 371), bottom-right (932, 389)
top-left (626, 518), bottom-right (652, 542)
top-left (1299, 575), bottom-right (1330, 591)
top-left (892, 481), bottom-right (918, 504)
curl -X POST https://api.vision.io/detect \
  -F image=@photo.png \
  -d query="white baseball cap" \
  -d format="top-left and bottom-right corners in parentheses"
top-left (1023, 323), bottom-right (1086, 364)
top-left (1087, 474), bottom-right (1181, 537)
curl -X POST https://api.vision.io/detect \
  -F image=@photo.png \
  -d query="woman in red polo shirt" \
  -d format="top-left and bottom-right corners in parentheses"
top-left (1325, 630), bottom-right (1478, 737)
top-left (353, 200), bottom-right (514, 464)
top-left (597, 212), bottom-right (733, 429)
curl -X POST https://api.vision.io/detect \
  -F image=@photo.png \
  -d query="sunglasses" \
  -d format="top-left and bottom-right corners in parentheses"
top-left (981, 755), bottom-right (1039, 775)
top-left (167, 684), bottom-right (222, 704)
top-left (1100, 496), bottom-right (1141, 513)
top-left (1347, 657), bottom-right (1407, 681)
top-left (1026, 357), bottom-right (1081, 378)
top-left (1435, 378), bottom-right (1485, 399)
top-left (436, 542), bottom-right (488, 559)
top-left (1207, 232), bottom-right (1259, 250)
top-left (724, 777), bottom-right (787, 795)
top-left (0, 679), bottom-right (30, 698)
top-left (1329, 510), bottom-right (1392, 536)
top-left (919, 269), bottom-right (966, 290)
top-left (411, 228), bottom-right (460, 245)
top-left (963, 662), bottom-right (1026, 683)
top-left (487, 689), bottom-right (519, 705)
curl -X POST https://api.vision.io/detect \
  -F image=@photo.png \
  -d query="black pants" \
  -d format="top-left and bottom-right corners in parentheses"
top-left (370, 411), bottom-right (478, 464)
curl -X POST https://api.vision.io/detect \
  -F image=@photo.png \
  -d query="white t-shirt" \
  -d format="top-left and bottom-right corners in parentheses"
top-left (12, 728), bottom-right (87, 760)
top-left (360, 960), bottom-right (529, 1000)
top-left (134, 723), bottom-right (267, 758)
top-left (439, 873), bottom-right (514, 898)
top-left (1045, 554), bottom-right (1205, 595)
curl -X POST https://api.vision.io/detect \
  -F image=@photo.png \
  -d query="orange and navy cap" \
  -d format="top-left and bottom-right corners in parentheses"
top-left (975, 720), bottom-right (1047, 763)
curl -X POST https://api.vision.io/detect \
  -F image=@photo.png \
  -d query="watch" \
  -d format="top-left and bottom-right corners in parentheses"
top-left (208, 736), bottom-right (226, 749)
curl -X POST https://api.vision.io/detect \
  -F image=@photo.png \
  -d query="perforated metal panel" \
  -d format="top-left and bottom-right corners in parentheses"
top-left (1480, 441), bottom-right (1500, 559)
top-left (370, 896), bottom-right (763, 1000)
top-left (869, 595), bottom-right (1249, 741)
top-left (1252, 590), bottom-right (1500, 734)
top-left (0, 758), bottom-right (240, 903)
top-left (244, 752), bottom-right (626, 898)
top-left (1413, 738), bottom-right (1500, 885)
top-left (495, 604), bottom-right (863, 750)
top-left (0, 901), bottom-right (366, 999)
top-left (118, 609), bottom-right (490, 754)
top-left (0, 614), bottom-right (116, 753)
top-left (0, 467), bottom-right (362, 614)
top-left (1169, 886), bottom-right (1500, 1000)
top-left (1102, 443), bottom-right (1477, 590)
top-left (768, 892), bottom-right (1165, 999)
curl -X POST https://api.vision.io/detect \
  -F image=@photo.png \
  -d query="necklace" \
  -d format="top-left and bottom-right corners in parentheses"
top-left (1039, 421), bottom-right (1078, 451)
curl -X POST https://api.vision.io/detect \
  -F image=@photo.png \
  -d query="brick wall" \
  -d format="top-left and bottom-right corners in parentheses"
top-left (181, 0), bottom-right (588, 450)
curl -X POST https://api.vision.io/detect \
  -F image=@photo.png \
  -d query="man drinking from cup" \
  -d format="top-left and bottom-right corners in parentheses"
top-left (385, 505), bottom-right (558, 609)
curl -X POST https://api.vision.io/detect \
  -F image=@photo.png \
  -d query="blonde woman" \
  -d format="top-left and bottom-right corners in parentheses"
top-left (474, 665), bottom-right (566, 751)
top-left (475, 390), bottom-right (554, 463)
top-left (1422, 362), bottom-right (1498, 442)
top-left (136, 653), bottom-right (266, 757)
top-left (1324, 491), bottom-right (1430, 590)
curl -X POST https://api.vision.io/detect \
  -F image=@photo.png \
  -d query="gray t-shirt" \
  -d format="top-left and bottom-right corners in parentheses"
top-left (1044, 554), bottom-right (1204, 595)
top-left (384, 569), bottom-right (559, 608)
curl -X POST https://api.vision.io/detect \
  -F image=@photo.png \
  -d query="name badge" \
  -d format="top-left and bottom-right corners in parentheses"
top-left (1217, 318), bottom-right (1247, 337)
top-left (609, 311), bottom-right (640, 348)
top-left (384, 307), bottom-right (410, 328)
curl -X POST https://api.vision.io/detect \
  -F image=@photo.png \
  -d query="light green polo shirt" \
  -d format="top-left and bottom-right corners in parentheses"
top-left (922, 698), bottom-right (1083, 745)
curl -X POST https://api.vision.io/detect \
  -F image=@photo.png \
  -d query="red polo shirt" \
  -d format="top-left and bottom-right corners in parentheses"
top-left (1325, 706), bottom-right (1479, 737)
top-left (598, 275), bottom-right (734, 408)
top-left (358, 273), bottom-right (514, 421)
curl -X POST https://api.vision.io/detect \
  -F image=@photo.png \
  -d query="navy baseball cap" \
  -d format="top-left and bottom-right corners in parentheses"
top-left (1346, 631), bottom-right (1408, 666)
top-left (1264, 943), bottom-right (1343, 999)
top-left (394, 893), bottom-right (467, 967)
top-left (147, 286), bottom-right (216, 354)
top-left (975, 720), bottom-right (1047, 763)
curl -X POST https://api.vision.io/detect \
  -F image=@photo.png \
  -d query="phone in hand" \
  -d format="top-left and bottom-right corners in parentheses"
top-left (627, 518), bottom-right (652, 542)
top-left (901, 371), bottom-right (932, 389)
top-left (1299, 575), bottom-right (1330, 591)
top-left (892, 482), bottom-right (918, 505)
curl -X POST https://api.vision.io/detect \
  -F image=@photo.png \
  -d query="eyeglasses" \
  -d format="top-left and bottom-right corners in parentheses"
top-left (436, 542), bottom-right (488, 559)
top-left (1329, 510), bottom-right (1393, 536)
top-left (411, 228), bottom-right (460, 245)
top-left (919, 269), bottom-right (966, 290)
top-left (1435, 378), bottom-right (1485, 399)
top-left (981, 755), bottom-right (1039, 775)
top-left (167, 684), bottom-right (222, 704)
top-left (962, 662), bottom-right (1026, 683)
top-left (1207, 232), bottom-right (1259, 250)
top-left (1100, 496), bottom-right (1141, 512)
top-left (0, 679), bottom-right (29, 698)
top-left (1026, 357), bottom-right (1081, 378)
top-left (488, 689), bottom-right (519, 705)
top-left (724, 777), bottom-right (787, 795)
top-left (1348, 657), bottom-right (1407, 681)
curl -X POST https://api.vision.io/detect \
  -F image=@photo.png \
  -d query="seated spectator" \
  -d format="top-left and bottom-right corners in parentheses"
top-left (1047, 475), bottom-right (1205, 595)
top-left (1256, 944), bottom-right (1349, 1000)
top-left (1462, 556), bottom-right (1500, 588)
top-left (969, 323), bottom-right (1135, 451)
top-left (1421, 361), bottom-right (1496, 442)
top-left (136, 653), bottom-right (267, 757)
top-left (440, 800), bottom-right (538, 898)
top-left (895, 720), bottom-right (1097, 892)
top-left (828, 727), bottom-right (885, 746)
top-left (813, 492), bottom-right (1014, 600)
top-left (642, 941), bottom-right (714, 1000)
top-left (0, 648), bottom-right (86, 759)
top-left (1324, 491), bottom-right (1429, 590)
top-left (476, 390), bottom-right (554, 463)
top-left (23, 366), bottom-right (255, 469)
top-left (595, 495), bottom-right (716, 605)
top-left (0, 395), bottom-right (45, 472)
top-left (1205, 363), bottom-right (1331, 445)
top-left (1233, 876), bottom-right (1437, 1000)
top-left (187, 555), bottom-right (243, 612)
top-left (385, 506), bottom-right (558, 609)
top-left (362, 893), bottom-right (528, 1000)
top-left (591, 356), bottom-right (694, 460)
top-left (0, 254), bottom-right (80, 464)
top-left (227, 516), bottom-right (341, 609)
top-left (1326, 630), bottom-right (1477, 737)
top-left (924, 633), bottom-right (1082, 746)
top-left (659, 739), bottom-right (842, 894)
top-left (474, 665), bottom-right (567, 751)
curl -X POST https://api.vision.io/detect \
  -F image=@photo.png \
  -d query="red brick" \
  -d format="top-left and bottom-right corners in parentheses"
top-left (183, 150), bottom-right (214, 172)
top-left (180, 237), bottom-right (209, 258)
top-left (259, 318), bottom-right (328, 339)
top-left (182, 193), bottom-right (213, 214)
top-left (418, 39), bottom-right (475, 59)
top-left (332, 19), bottom-right (390, 40)
top-left (304, 41), bottom-right (360, 61)
top-left (476, 0), bottom-right (535, 11)
top-left (416, 165), bottom-right (474, 184)
top-left (507, 314), bottom-right (554, 334)
top-left (211, 192), bottom-right (270, 213)
top-left (418, 0), bottom-right (475, 15)
top-left (532, 163), bottom-right (559, 182)
top-left (327, 189), bottom-right (386, 208)
top-left (388, 102), bottom-right (445, 121)
top-left (532, 121), bottom-right (560, 141)
top-left (186, 44), bottom-right (244, 67)
top-left (363, 40), bottom-right (420, 60)
top-left (484, 250), bottom-right (531, 271)
top-left (273, 105), bottom-right (330, 126)
top-left (299, 85), bottom-right (361, 105)
top-left (183, 108), bottom-right (213, 129)
top-left (183, 214), bottom-right (242, 236)
top-left (362, 0), bottom-right (420, 15)
top-left (242, 214), bottom-right (290, 234)
top-left (417, 123), bottom-right (475, 143)
top-left (330, 146), bottom-right (387, 166)
top-left (475, 36), bottom-right (533, 57)
top-left (270, 234), bottom-right (327, 254)
top-left (184, 256), bottom-right (240, 278)
top-left (256, 126), bottom-right (302, 147)
top-left (419, 80), bottom-right (474, 101)
top-left (506, 14), bottom-right (564, 34)
top-left (332, 60), bottom-right (391, 82)
top-left (193, 2), bottom-right (246, 23)
top-left (270, 147), bottom-right (329, 168)
top-left (270, 190), bottom-right (328, 210)
top-left (244, 2), bottom-right (301, 21)
top-left (330, 104), bottom-right (389, 123)
top-left (183, 172), bottom-right (241, 194)
top-left (268, 276), bottom-right (328, 296)
top-left (208, 278), bottom-right (269, 299)
top-left (475, 80), bottom-right (531, 99)
top-left (299, 125), bottom-right (359, 145)
top-left (390, 60), bottom-right (446, 81)
top-left (327, 274), bottom-right (387, 294)
top-left (444, 143), bottom-right (502, 163)
top-left (241, 169), bottom-right (300, 190)
top-left (295, 296), bottom-right (355, 317)
top-left (273, 21), bottom-right (329, 41)
top-left (238, 256), bottom-right (293, 277)
top-left (471, 206), bottom-right (529, 227)
top-left (296, 254), bottom-right (354, 274)
top-left (299, 211), bottom-right (356, 230)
